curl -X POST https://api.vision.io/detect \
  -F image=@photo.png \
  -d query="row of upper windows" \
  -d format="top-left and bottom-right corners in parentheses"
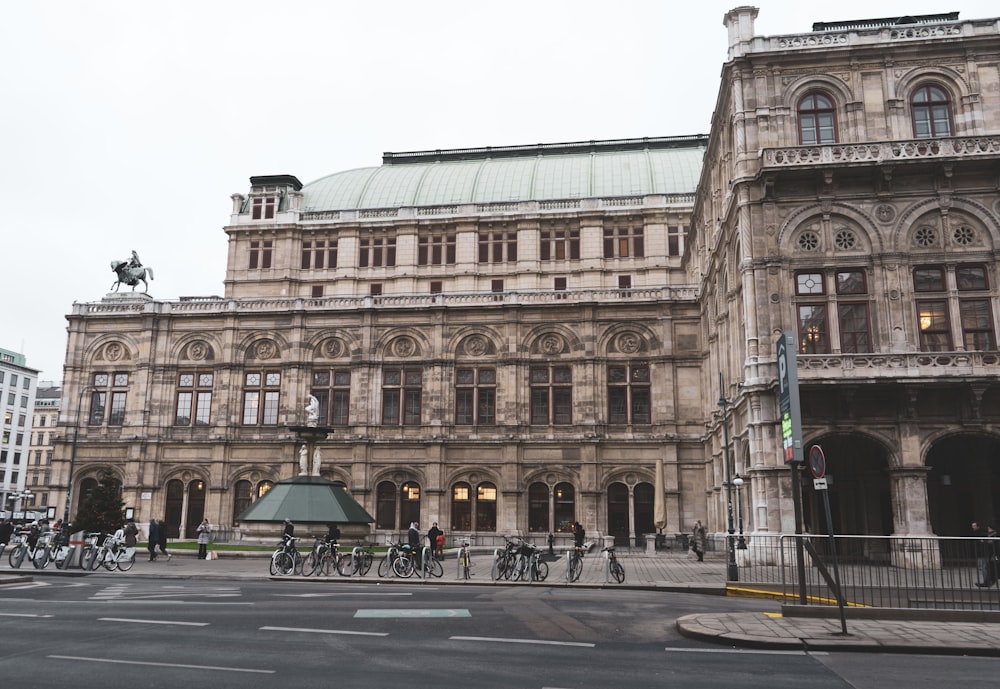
top-left (798, 83), bottom-right (954, 145)
top-left (0, 371), bottom-right (33, 390)
top-left (793, 264), bottom-right (996, 354)
top-left (85, 364), bottom-right (652, 429)
top-left (248, 225), bottom-right (688, 270)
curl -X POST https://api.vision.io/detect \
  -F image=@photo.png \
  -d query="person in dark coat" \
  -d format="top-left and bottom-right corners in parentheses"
top-left (147, 518), bottom-right (159, 561)
top-left (407, 521), bottom-right (421, 552)
top-left (156, 519), bottom-right (171, 560)
top-left (0, 517), bottom-right (13, 560)
top-left (427, 522), bottom-right (443, 560)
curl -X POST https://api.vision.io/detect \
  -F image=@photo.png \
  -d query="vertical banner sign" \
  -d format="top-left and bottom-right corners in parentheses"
top-left (776, 330), bottom-right (804, 464)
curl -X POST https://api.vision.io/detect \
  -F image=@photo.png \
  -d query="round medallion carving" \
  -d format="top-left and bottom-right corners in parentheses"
top-left (250, 472), bottom-right (261, 483)
top-left (617, 333), bottom-right (641, 354)
top-left (188, 341), bottom-right (208, 361)
top-left (469, 473), bottom-right (479, 485)
top-left (105, 342), bottom-right (124, 361)
top-left (393, 337), bottom-right (415, 357)
top-left (875, 204), bottom-right (896, 223)
top-left (540, 334), bottom-right (563, 355)
top-left (254, 340), bottom-right (276, 359)
top-left (322, 338), bottom-right (343, 358)
top-left (464, 336), bottom-right (488, 357)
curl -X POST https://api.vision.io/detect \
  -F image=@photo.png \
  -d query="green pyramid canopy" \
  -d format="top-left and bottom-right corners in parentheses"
top-left (235, 475), bottom-right (374, 524)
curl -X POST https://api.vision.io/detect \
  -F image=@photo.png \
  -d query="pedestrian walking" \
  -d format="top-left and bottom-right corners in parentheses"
top-left (123, 519), bottom-right (139, 547)
top-left (427, 522), bottom-right (443, 560)
top-left (972, 521), bottom-right (990, 586)
top-left (196, 518), bottom-right (212, 559)
top-left (691, 520), bottom-right (707, 562)
top-left (156, 519), bottom-right (171, 560)
top-left (147, 518), bottom-right (159, 561)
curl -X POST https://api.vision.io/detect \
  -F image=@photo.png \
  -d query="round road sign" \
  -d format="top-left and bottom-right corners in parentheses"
top-left (808, 445), bottom-right (826, 479)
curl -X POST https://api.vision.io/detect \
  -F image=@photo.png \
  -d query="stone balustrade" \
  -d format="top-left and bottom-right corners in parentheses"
top-left (761, 136), bottom-right (1000, 169)
top-left (798, 351), bottom-right (1000, 379)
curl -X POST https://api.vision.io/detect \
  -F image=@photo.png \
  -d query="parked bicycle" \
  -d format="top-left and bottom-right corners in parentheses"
top-left (510, 541), bottom-right (548, 582)
top-left (80, 532), bottom-right (102, 570)
top-left (341, 542), bottom-right (375, 577)
top-left (302, 537), bottom-right (344, 576)
top-left (6, 530), bottom-right (39, 569)
top-left (270, 535), bottom-right (303, 576)
top-left (95, 529), bottom-right (137, 572)
top-left (491, 536), bottom-right (521, 581)
top-left (458, 541), bottom-right (474, 580)
top-left (603, 546), bottom-right (625, 583)
top-left (378, 540), bottom-right (404, 577)
top-left (31, 529), bottom-right (73, 570)
top-left (567, 545), bottom-right (585, 582)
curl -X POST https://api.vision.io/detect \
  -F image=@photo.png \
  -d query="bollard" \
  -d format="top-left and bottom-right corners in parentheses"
top-left (566, 550), bottom-right (573, 583)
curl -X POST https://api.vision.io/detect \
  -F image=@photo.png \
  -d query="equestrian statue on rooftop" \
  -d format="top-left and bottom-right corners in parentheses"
top-left (110, 250), bottom-right (154, 292)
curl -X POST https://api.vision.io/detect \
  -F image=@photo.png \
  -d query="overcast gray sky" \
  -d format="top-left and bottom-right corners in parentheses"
top-left (2, 1), bottom-right (996, 382)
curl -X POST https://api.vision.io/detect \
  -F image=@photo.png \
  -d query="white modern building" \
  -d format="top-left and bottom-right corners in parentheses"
top-left (0, 347), bottom-right (39, 519)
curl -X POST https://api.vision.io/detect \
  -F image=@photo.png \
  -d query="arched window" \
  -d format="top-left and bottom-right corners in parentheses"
top-left (634, 482), bottom-right (655, 537)
top-left (449, 481), bottom-right (497, 532)
top-left (475, 482), bottom-right (497, 532)
top-left (528, 482), bottom-right (549, 532)
top-left (233, 479), bottom-right (252, 522)
top-left (798, 92), bottom-right (837, 144)
top-left (911, 84), bottom-right (952, 138)
top-left (375, 481), bottom-right (396, 530)
top-left (256, 480), bottom-right (273, 498)
top-left (607, 482), bottom-right (629, 544)
top-left (400, 481), bottom-right (421, 529)
top-left (554, 482), bottom-right (575, 533)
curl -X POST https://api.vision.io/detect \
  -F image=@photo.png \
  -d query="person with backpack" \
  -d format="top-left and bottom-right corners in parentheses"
top-left (427, 522), bottom-right (443, 560)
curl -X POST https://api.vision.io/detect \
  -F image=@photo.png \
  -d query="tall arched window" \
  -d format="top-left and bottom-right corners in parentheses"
top-left (911, 84), bottom-right (953, 138)
top-left (798, 92), bottom-right (837, 144)
top-left (375, 481), bottom-right (396, 530)
top-left (233, 479), bottom-right (252, 522)
top-left (400, 481), bottom-right (421, 529)
top-left (450, 481), bottom-right (497, 532)
top-left (554, 482), bottom-right (575, 533)
top-left (528, 482), bottom-right (549, 532)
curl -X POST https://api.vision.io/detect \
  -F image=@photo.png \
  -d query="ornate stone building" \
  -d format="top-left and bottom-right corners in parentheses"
top-left (53, 9), bottom-right (1000, 549)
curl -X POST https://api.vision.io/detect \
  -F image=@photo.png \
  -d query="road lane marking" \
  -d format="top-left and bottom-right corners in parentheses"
top-left (274, 592), bottom-right (412, 597)
top-left (260, 626), bottom-right (389, 637)
top-left (356, 608), bottom-right (470, 618)
top-left (98, 617), bottom-right (209, 626)
top-left (450, 636), bottom-right (594, 648)
top-left (0, 612), bottom-right (54, 618)
top-left (663, 646), bottom-right (828, 656)
top-left (47, 655), bottom-right (273, 674)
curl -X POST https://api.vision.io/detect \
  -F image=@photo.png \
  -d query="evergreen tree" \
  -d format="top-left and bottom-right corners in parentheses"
top-left (72, 468), bottom-right (125, 535)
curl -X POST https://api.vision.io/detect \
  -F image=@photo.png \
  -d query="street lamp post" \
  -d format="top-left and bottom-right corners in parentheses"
top-left (64, 386), bottom-right (92, 525)
top-left (21, 489), bottom-right (35, 521)
top-left (718, 372), bottom-right (739, 581)
top-left (733, 474), bottom-right (747, 549)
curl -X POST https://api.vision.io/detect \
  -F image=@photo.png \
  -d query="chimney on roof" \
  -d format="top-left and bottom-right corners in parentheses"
top-left (724, 6), bottom-right (759, 60)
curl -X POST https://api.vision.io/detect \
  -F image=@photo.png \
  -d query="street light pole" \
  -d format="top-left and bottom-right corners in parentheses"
top-left (733, 474), bottom-right (747, 549)
top-left (718, 372), bottom-right (739, 581)
top-left (64, 386), bottom-right (92, 525)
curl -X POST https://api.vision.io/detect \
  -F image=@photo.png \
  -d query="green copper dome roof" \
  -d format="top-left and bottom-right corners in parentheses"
top-left (301, 136), bottom-right (706, 212)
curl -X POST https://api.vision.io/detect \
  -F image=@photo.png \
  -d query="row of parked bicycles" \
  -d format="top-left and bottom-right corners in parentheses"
top-left (5, 529), bottom-right (136, 572)
top-left (265, 534), bottom-right (624, 584)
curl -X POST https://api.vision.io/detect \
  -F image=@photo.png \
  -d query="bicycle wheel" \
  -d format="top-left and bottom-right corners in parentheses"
top-left (611, 560), bottom-right (625, 583)
top-left (429, 557), bottom-right (443, 578)
top-left (392, 554), bottom-right (413, 578)
top-left (359, 552), bottom-right (374, 576)
top-left (569, 555), bottom-right (583, 582)
top-left (302, 550), bottom-right (321, 576)
top-left (9, 545), bottom-right (25, 569)
top-left (103, 551), bottom-right (118, 571)
top-left (33, 546), bottom-right (51, 569)
top-left (118, 554), bottom-right (136, 572)
top-left (377, 555), bottom-right (392, 577)
top-left (274, 552), bottom-right (295, 576)
top-left (337, 553), bottom-right (361, 577)
top-left (80, 546), bottom-right (96, 571)
top-left (533, 558), bottom-right (549, 582)
top-left (269, 551), bottom-right (282, 575)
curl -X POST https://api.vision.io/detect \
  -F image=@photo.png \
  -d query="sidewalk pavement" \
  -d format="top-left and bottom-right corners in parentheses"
top-left (3, 547), bottom-right (999, 656)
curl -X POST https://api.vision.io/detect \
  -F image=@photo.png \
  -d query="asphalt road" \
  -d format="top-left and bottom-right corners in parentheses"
top-left (1, 574), bottom-right (999, 688)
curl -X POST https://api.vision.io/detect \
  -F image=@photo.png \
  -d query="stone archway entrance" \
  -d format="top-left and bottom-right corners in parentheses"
top-left (926, 433), bottom-right (1000, 536)
top-left (801, 434), bottom-right (892, 542)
